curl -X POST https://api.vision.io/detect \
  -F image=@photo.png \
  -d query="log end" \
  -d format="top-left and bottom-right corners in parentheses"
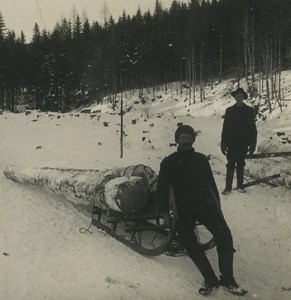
top-left (115, 179), bottom-right (148, 213)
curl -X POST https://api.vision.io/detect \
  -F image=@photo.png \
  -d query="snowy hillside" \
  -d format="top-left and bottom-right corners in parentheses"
top-left (0, 71), bottom-right (291, 300)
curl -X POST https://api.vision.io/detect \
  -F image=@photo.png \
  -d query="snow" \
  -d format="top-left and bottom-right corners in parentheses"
top-left (1, 71), bottom-right (291, 299)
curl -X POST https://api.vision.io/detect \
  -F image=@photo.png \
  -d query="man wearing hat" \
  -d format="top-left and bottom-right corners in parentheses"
top-left (221, 87), bottom-right (257, 194)
top-left (157, 125), bottom-right (247, 296)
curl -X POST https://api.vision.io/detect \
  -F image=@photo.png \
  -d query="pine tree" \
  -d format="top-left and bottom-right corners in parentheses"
top-left (19, 31), bottom-right (26, 44)
top-left (0, 11), bottom-right (6, 42)
top-left (32, 23), bottom-right (41, 44)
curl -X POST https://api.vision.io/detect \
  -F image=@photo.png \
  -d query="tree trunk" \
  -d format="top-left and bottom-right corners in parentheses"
top-left (200, 43), bottom-right (204, 102)
top-left (187, 52), bottom-right (191, 104)
top-left (270, 39), bottom-right (274, 100)
top-left (191, 46), bottom-right (196, 104)
top-left (278, 10), bottom-right (282, 110)
top-left (263, 42), bottom-right (272, 113)
top-left (244, 9), bottom-right (249, 86)
top-left (4, 164), bottom-right (157, 214)
top-left (120, 95), bottom-right (124, 158)
top-left (219, 34), bottom-right (223, 83)
top-left (249, 11), bottom-right (256, 98)
top-left (236, 31), bottom-right (241, 85)
top-left (0, 85), bottom-right (4, 110)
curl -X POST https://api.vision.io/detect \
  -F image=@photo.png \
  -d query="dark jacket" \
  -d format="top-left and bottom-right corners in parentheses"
top-left (221, 103), bottom-right (257, 147)
top-left (156, 148), bottom-right (220, 217)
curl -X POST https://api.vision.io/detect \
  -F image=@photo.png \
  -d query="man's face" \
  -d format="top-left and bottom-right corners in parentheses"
top-left (177, 133), bottom-right (195, 150)
top-left (234, 93), bottom-right (245, 106)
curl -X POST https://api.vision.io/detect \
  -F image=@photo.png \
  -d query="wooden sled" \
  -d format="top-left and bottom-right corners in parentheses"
top-left (91, 186), bottom-right (216, 256)
top-left (91, 186), bottom-right (177, 256)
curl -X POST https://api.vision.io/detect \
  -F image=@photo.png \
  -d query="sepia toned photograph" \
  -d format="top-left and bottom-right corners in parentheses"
top-left (0, 0), bottom-right (291, 299)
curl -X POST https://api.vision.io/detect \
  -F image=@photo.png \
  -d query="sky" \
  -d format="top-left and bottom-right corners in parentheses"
top-left (0, 0), bottom-right (181, 42)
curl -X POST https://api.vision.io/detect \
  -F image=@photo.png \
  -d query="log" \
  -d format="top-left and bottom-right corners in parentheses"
top-left (239, 171), bottom-right (291, 188)
top-left (241, 173), bottom-right (281, 188)
top-left (246, 151), bottom-right (291, 159)
top-left (104, 164), bottom-right (157, 188)
top-left (3, 164), bottom-right (158, 214)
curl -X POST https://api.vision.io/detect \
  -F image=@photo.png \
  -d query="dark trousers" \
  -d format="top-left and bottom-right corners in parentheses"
top-left (225, 145), bottom-right (248, 189)
top-left (176, 207), bottom-right (235, 285)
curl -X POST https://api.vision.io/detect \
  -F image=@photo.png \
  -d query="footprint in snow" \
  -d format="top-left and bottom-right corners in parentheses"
top-left (105, 276), bottom-right (139, 289)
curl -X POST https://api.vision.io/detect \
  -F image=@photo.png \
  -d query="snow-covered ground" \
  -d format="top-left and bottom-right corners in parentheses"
top-left (1, 71), bottom-right (291, 300)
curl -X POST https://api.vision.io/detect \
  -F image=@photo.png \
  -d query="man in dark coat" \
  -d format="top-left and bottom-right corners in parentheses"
top-left (221, 87), bottom-right (257, 194)
top-left (157, 125), bottom-right (247, 296)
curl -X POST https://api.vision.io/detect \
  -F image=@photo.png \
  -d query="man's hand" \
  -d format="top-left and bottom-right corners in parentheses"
top-left (220, 143), bottom-right (228, 156)
top-left (248, 143), bottom-right (256, 155)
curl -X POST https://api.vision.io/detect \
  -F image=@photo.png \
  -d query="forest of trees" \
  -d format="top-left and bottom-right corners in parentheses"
top-left (0, 0), bottom-right (290, 112)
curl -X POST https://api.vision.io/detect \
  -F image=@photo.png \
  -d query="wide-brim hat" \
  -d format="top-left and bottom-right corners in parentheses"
top-left (231, 87), bottom-right (248, 100)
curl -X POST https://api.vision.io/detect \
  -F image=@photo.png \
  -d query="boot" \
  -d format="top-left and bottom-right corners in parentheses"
top-left (237, 187), bottom-right (246, 193)
top-left (219, 276), bottom-right (248, 296)
top-left (217, 250), bottom-right (247, 295)
top-left (222, 188), bottom-right (231, 195)
top-left (199, 281), bottom-right (219, 296)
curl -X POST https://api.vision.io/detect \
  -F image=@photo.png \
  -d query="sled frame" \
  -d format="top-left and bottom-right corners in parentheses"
top-left (92, 186), bottom-right (216, 256)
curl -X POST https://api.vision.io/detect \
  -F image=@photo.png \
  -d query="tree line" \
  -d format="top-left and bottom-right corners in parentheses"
top-left (0, 0), bottom-right (290, 112)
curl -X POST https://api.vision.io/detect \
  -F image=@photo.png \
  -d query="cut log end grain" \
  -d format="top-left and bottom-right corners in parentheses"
top-left (106, 177), bottom-right (148, 213)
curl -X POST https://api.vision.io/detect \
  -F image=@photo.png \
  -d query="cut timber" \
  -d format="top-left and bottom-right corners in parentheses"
top-left (246, 151), bottom-right (291, 159)
top-left (241, 172), bottom-right (291, 188)
top-left (3, 164), bottom-right (157, 214)
top-left (241, 173), bottom-right (281, 188)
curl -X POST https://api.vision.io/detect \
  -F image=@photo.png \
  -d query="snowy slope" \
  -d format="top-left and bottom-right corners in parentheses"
top-left (0, 71), bottom-right (291, 300)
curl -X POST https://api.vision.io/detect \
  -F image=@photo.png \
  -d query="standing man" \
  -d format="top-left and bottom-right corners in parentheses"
top-left (221, 88), bottom-right (257, 194)
top-left (157, 125), bottom-right (247, 296)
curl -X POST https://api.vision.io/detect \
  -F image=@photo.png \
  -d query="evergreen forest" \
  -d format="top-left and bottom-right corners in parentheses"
top-left (0, 0), bottom-right (290, 112)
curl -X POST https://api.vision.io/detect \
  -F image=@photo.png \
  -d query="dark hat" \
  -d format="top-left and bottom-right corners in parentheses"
top-left (175, 125), bottom-right (196, 142)
top-left (231, 87), bottom-right (248, 100)
top-left (230, 88), bottom-right (248, 100)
